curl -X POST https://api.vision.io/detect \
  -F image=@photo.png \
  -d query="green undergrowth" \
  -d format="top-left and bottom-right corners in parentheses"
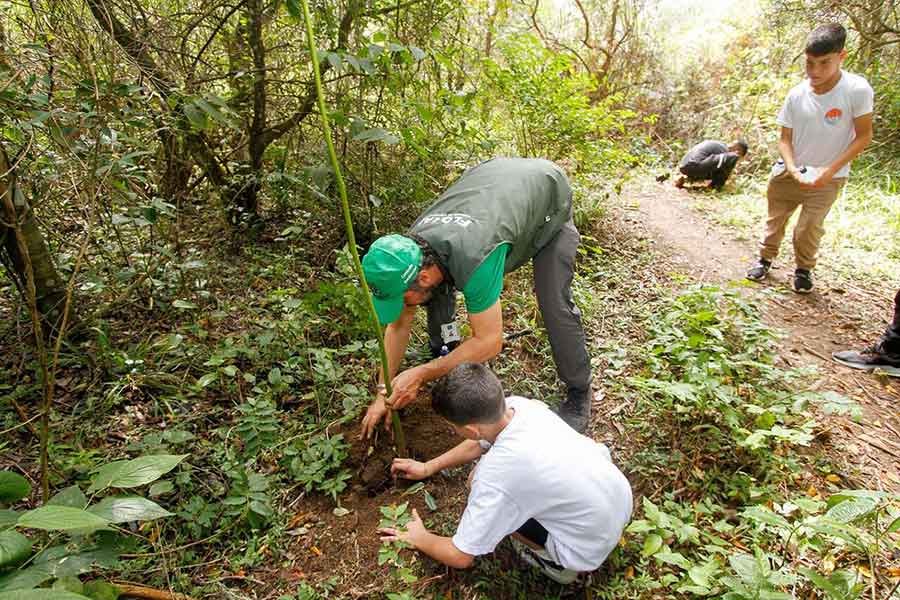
top-left (687, 165), bottom-right (900, 290)
top-left (3, 182), bottom-right (898, 600)
top-left (606, 284), bottom-right (899, 600)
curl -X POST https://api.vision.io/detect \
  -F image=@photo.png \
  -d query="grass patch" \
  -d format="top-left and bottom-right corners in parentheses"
top-left (689, 167), bottom-right (900, 289)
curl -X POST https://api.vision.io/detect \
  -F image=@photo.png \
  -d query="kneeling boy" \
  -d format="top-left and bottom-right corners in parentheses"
top-left (378, 363), bottom-right (633, 583)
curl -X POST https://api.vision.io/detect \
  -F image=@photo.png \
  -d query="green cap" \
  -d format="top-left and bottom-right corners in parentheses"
top-left (362, 234), bottom-right (423, 325)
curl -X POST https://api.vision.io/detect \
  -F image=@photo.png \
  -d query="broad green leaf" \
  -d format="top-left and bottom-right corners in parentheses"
top-left (809, 521), bottom-right (865, 551)
top-left (642, 497), bottom-right (671, 529)
top-left (161, 430), bottom-right (194, 444)
top-left (88, 455), bottom-right (187, 492)
top-left (47, 486), bottom-right (87, 509)
top-left (825, 489), bottom-right (889, 507)
top-left (0, 564), bottom-right (53, 592)
top-left (249, 501), bottom-right (273, 517)
top-left (52, 576), bottom-right (83, 593)
top-left (654, 550), bottom-right (691, 570)
top-left (171, 299), bottom-right (197, 310)
top-left (0, 530), bottom-right (31, 568)
top-left (182, 104), bottom-right (208, 130)
top-left (423, 491), bottom-right (437, 511)
top-left (641, 533), bottom-right (663, 557)
top-left (797, 566), bottom-right (840, 598)
top-left (194, 99), bottom-right (233, 128)
top-left (400, 483), bottom-right (424, 496)
top-left (0, 510), bottom-right (19, 531)
top-left (687, 560), bottom-right (720, 588)
top-left (743, 505), bottom-right (791, 530)
top-left (886, 515), bottom-right (900, 534)
top-left (87, 496), bottom-right (172, 523)
top-left (353, 128), bottom-right (399, 145)
top-left (0, 473), bottom-right (31, 504)
top-left (82, 580), bottom-right (120, 600)
top-left (148, 481), bottom-right (174, 497)
top-left (625, 519), bottom-right (654, 534)
top-left (729, 553), bottom-right (760, 584)
top-left (196, 373), bottom-right (217, 388)
top-left (17, 506), bottom-right (109, 531)
top-left (824, 498), bottom-right (877, 523)
top-left (0, 591), bottom-right (91, 600)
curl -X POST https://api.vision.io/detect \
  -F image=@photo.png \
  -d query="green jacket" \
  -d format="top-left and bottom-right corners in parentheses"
top-left (409, 158), bottom-right (573, 289)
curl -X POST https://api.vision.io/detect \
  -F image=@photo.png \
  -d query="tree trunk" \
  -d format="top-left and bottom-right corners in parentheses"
top-left (0, 144), bottom-right (68, 328)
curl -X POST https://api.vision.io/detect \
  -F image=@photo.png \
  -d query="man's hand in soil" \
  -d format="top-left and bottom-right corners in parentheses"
top-left (360, 396), bottom-right (392, 439)
top-left (391, 457), bottom-right (430, 481)
top-left (385, 365), bottom-right (427, 410)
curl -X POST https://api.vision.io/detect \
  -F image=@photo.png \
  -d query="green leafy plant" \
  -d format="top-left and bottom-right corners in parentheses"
top-left (377, 502), bottom-right (418, 588)
top-left (236, 395), bottom-right (280, 459)
top-left (221, 466), bottom-right (274, 529)
top-left (0, 455), bottom-right (183, 594)
top-left (286, 434), bottom-right (351, 503)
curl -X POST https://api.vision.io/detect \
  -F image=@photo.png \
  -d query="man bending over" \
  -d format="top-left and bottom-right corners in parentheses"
top-left (675, 139), bottom-right (748, 190)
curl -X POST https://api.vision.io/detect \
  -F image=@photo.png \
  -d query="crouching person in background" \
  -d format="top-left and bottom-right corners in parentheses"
top-left (675, 139), bottom-right (749, 190)
top-left (377, 363), bottom-right (633, 584)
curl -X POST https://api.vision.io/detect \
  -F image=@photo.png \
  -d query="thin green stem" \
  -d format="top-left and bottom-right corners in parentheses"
top-left (297, 0), bottom-right (406, 457)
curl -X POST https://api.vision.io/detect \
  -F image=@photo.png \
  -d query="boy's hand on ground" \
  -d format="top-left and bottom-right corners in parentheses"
top-left (360, 397), bottom-right (392, 439)
top-left (385, 366), bottom-right (425, 410)
top-left (378, 508), bottom-right (428, 548)
top-left (391, 458), bottom-right (430, 480)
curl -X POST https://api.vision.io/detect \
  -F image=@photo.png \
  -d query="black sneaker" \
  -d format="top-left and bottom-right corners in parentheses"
top-left (746, 258), bottom-right (772, 281)
top-left (792, 268), bottom-right (813, 294)
top-left (832, 343), bottom-right (900, 377)
top-left (556, 388), bottom-right (591, 434)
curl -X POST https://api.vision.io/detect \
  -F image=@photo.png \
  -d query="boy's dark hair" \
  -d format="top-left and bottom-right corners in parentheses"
top-left (431, 363), bottom-right (505, 425)
top-left (805, 23), bottom-right (846, 56)
top-left (734, 139), bottom-right (749, 156)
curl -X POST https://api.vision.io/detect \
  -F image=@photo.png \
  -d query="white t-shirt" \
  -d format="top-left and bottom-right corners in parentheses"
top-left (776, 70), bottom-right (874, 178)
top-left (451, 396), bottom-right (633, 571)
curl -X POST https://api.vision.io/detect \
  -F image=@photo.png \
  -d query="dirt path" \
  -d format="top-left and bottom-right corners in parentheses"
top-left (627, 178), bottom-right (900, 492)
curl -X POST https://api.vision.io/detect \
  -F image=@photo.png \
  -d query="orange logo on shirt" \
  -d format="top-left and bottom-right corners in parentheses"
top-left (825, 108), bottom-right (842, 126)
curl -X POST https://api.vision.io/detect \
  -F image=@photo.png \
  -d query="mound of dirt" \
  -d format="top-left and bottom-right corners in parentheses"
top-left (281, 402), bottom-right (467, 596)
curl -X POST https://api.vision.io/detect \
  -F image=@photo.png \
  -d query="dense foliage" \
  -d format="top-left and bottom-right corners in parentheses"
top-left (1, 0), bottom-right (898, 597)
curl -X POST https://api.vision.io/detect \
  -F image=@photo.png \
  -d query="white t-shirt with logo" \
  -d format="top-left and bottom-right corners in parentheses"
top-left (451, 396), bottom-right (633, 571)
top-left (776, 70), bottom-right (874, 178)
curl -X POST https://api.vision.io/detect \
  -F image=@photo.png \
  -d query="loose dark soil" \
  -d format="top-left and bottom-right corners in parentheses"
top-left (281, 402), bottom-right (469, 597)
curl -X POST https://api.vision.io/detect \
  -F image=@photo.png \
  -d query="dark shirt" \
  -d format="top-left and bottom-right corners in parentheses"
top-left (678, 140), bottom-right (739, 189)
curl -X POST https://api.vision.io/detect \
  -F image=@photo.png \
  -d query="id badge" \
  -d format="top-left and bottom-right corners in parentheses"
top-left (441, 322), bottom-right (461, 344)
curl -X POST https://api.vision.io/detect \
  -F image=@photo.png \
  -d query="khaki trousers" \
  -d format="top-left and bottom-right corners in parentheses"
top-left (759, 172), bottom-right (845, 270)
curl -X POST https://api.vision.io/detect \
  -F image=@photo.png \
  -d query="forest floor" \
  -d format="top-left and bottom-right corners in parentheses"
top-left (3, 172), bottom-right (899, 600)
top-left (271, 176), bottom-right (900, 599)
top-left (628, 176), bottom-right (900, 492)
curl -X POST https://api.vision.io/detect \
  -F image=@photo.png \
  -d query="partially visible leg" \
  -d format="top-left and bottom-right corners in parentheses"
top-left (879, 288), bottom-right (900, 355)
top-left (792, 180), bottom-right (843, 270)
top-left (533, 220), bottom-right (592, 432)
top-left (832, 288), bottom-right (900, 376)
top-left (425, 284), bottom-right (457, 357)
top-left (515, 519), bottom-right (549, 548)
top-left (759, 174), bottom-right (801, 263)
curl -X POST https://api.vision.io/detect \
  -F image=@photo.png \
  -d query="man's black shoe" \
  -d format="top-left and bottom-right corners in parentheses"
top-left (792, 268), bottom-right (814, 294)
top-left (556, 388), bottom-right (590, 434)
top-left (746, 258), bottom-right (771, 282)
top-left (832, 343), bottom-right (900, 377)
